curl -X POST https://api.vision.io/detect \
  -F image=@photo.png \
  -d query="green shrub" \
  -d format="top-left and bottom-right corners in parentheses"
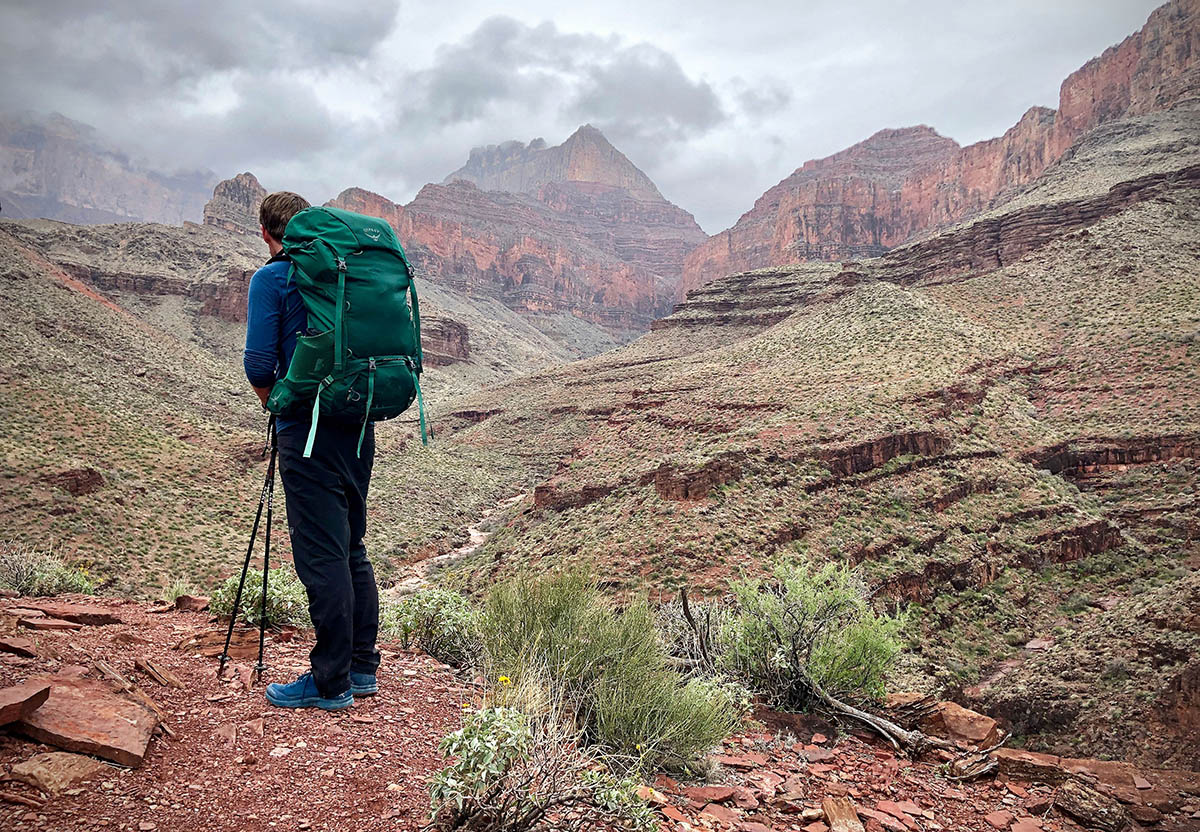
top-left (428, 702), bottom-right (656, 832)
top-left (210, 562), bottom-right (311, 628)
top-left (478, 570), bottom-right (737, 770)
top-left (0, 540), bottom-right (94, 596)
top-left (383, 587), bottom-right (479, 666)
top-left (717, 561), bottom-right (904, 709)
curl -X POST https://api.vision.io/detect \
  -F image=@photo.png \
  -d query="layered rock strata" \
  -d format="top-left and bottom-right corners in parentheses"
top-left (201, 172), bottom-right (266, 236)
top-left (681, 0), bottom-right (1200, 295)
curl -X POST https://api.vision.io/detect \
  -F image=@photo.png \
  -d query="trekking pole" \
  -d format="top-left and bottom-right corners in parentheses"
top-left (254, 420), bottom-right (278, 681)
top-left (218, 415), bottom-right (277, 678)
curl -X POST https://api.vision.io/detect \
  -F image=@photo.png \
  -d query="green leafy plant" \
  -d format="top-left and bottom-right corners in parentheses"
top-left (209, 562), bottom-right (311, 628)
top-left (428, 699), bottom-right (657, 832)
top-left (478, 570), bottom-right (738, 770)
top-left (716, 561), bottom-right (904, 709)
top-left (0, 540), bottom-right (94, 596)
top-left (383, 587), bottom-right (479, 666)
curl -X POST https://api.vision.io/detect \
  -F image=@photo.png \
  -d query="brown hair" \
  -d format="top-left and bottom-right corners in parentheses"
top-left (259, 191), bottom-right (310, 243)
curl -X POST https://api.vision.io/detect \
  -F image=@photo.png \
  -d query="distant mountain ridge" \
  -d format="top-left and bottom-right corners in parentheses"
top-left (204, 126), bottom-right (708, 337)
top-left (0, 113), bottom-right (214, 225)
top-left (680, 0), bottom-right (1200, 296)
top-left (444, 124), bottom-right (665, 202)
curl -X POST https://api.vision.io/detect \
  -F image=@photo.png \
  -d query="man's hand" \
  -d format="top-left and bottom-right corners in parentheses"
top-left (253, 385), bottom-right (272, 408)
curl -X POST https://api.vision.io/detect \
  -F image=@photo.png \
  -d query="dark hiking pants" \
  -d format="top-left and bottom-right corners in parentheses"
top-left (277, 421), bottom-right (380, 698)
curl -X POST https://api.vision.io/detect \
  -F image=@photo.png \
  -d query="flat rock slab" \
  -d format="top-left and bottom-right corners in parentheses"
top-left (20, 601), bottom-right (122, 626)
top-left (173, 594), bottom-right (210, 612)
top-left (175, 627), bottom-right (260, 659)
top-left (0, 635), bottom-right (37, 657)
top-left (19, 616), bottom-right (82, 631)
top-left (10, 751), bottom-right (105, 794)
top-left (18, 674), bottom-right (158, 767)
top-left (0, 680), bottom-right (52, 726)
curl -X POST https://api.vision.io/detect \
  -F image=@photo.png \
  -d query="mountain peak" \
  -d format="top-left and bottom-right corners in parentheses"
top-left (444, 125), bottom-right (664, 202)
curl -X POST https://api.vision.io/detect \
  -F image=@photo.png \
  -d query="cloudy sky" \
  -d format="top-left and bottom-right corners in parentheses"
top-left (0, 0), bottom-right (1162, 232)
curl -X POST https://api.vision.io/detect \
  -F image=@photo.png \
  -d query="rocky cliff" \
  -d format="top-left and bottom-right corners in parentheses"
top-left (324, 127), bottom-right (707, 334)
top-left (201, 172), bottom-right (266, 236)
top-left (328, 182), bottom-right (663, 334)
top-left (0, 114), bottom-right (213, 225)
top-left (445, 124), bottom-right (665, 202)
top-left (680, 0), bottom-right (1200, 296)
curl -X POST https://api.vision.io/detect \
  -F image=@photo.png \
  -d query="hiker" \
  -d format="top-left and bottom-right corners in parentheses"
top-left (243, 191), bottom-right (381, 711)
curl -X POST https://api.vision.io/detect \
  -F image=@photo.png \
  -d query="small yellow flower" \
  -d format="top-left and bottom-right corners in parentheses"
top-left (499, 675), bottom-right (513, 687)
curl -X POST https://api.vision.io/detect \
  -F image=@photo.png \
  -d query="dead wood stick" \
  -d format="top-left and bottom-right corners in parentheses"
top-left (678, 588), bottom-right (712, 670)
top-left (0, 790), bottom-right (46, 809)
top-left (91, 656), bottom-right (176, 738)
top-left (804, 671), bottom-right (955, 754)
top-left (134, 656), bottom-right (183, 688)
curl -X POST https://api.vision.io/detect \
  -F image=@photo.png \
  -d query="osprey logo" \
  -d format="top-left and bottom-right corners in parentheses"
top-left (363, 225), bottom-right (382, 241)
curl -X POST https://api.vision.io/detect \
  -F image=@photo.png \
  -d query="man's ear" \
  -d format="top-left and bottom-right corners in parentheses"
top-left (261, 225), bottom-right (271, 245)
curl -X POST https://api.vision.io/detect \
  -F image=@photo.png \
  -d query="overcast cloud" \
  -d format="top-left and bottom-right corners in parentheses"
top-left (0, 0), bottom-right (1163, 232)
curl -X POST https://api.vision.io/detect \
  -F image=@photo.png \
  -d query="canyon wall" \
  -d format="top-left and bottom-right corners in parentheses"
top-left (680, 0), bottom-right (1200, 297)
top-left (0, 114), bottom-right (213, 225)
top-left (321, 126), bottom-right (707, 334)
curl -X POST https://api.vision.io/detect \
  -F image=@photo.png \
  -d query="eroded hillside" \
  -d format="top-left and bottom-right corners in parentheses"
top-left (0, 219), bottom-right (554, 596)
top-left (433, 112), bottom-right (1200, 767)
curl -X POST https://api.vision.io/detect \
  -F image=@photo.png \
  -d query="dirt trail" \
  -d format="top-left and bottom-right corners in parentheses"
top-left (386, 493), bottom-right (525, 598)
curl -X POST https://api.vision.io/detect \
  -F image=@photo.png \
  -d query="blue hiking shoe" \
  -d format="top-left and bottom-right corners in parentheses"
top-left (265, 672), bottom-right (353, 711)
top-left (350, 671), bottom-right (378, 697)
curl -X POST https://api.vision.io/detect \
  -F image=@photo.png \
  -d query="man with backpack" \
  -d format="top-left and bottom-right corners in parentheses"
top-left (243, 191), bottom-right (383, 711)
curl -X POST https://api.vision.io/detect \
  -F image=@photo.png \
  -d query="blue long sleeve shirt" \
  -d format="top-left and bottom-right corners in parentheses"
top-left (244, 255), bottom-right (308, 431)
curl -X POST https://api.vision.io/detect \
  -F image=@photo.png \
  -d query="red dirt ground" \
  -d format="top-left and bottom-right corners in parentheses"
top-left (3, 599), bottom-right (1199, 832)
top-left (0, 599), bottom-right (463, 831)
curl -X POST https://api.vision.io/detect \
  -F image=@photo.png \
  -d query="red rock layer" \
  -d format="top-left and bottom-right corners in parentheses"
top-left (680, 0), bottom-right (1200, 297)
top-left (328, 176), bottom-right (706, 332)
top-left (329, 182), bottom-right (662, 332)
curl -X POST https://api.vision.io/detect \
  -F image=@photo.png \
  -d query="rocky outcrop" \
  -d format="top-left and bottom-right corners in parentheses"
top-left (202, 172), bottom-right (266, 236)
top-left (652, 453), bottom-right (744, 501)
top-left (0, 113), bottom-right (212, 225)
top-left (2, 219), bottom-right (263, 322)
top-left (1024, 433), bottom-right (1200, 477)
top-left (682, 127), bottom-right (959, 294)
top-left (421, 317), bottom-right (470, 366)
top-left (878, 163), bottom-right (1200, 286)
top-left (329, 181), bottom-right (678, 333)
top-left (445, 124), bottom-right (665, 202)
top-left (39, 468), bottom-right (105, 497)
top-left (680, 0), bottom-right (1200, 295)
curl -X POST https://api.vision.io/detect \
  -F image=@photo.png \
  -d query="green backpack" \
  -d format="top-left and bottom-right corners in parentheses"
top-left (265, 206), bottom-right (427, 457)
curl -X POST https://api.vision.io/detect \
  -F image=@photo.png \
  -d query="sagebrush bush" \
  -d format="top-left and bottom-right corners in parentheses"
top-left (0, 540), bottom-right (94, 596)
top-left (210, 562), bottom-right (311, 628)
top-left (428, 698), bottom-right (656, 832)
top-left (478, 570), bottom-right (738, 770)
top-left (717, 561), bottom-right (904, 709)
top-left (382, 587), bottom-right (479, 666)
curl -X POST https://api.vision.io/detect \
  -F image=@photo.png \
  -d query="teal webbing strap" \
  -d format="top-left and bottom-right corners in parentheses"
top-left (411, 364), bottom-right (428, 446)
top-left (357, 360), bottom-right (375, 458)
top-left (407, 278), bottom-right (423, 371)
top-left (303, 376), bottom-right (332, 458)
top-left (334, 260), bottom-right (346, 372)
